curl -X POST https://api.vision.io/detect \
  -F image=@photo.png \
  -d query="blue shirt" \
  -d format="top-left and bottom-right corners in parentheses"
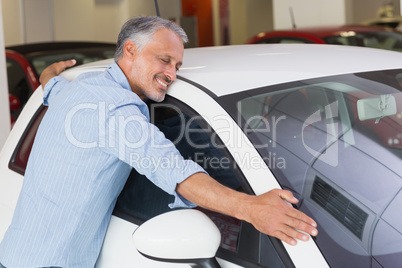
top-left (0, 63), bottom-right (204, 267)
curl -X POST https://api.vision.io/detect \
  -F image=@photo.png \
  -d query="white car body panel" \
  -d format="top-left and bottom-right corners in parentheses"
top-left (66, 44), bottom-right (402, 97)
top-left (98, 78), bottom-right (328, 267)
top-left (4, 44), bottom-right (402, 267)
top-left (166, 80), bottom-right (328, 268)
top-left (179, 44), bottom-right (402, 96)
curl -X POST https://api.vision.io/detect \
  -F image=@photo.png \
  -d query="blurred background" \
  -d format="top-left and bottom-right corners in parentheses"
top-left (2, 0), bottom-right (401, 47)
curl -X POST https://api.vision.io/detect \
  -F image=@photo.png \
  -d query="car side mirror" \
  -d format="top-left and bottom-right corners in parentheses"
top-left (132, 209), bottom-right (222, 268)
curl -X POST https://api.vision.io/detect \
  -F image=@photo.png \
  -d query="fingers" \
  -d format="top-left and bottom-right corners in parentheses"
top-left (280, 192), bottom-right (318, 238)
top-left (58, 59), bottom-right (77, 72)
top-left (272, 218), bottom-right (318, 246)
top-left (50, 59), bottom-right (77, 75)
top-left (275, 189), bottom-right (317, 229)
top-left (275, 225), bottom-right (307, 246)
top-left (273, 207), bottom-right (318, 244)
top-left (279, 189), bottom-right (299, 204)
top-left (284, 203), bottom-right (317, 226)
top-left (39, 59), bottom-right (76, 88)
top-left (285, 214), bottom-right (318, 238)
top-left (249, 189), bottom-right (318, 246)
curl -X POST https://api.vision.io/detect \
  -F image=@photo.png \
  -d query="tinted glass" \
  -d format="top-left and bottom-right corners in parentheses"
top-left (324, 31), bottom-right (402, 52)
top-left (27, 48), bottom-right (115, 75)
top-left (6, 58), bottom-right (32, 119)
top-left (256, 37), bottom-right (314, 44)
top-left (9, 105), bottom-right (48, 175)
top-left (220, 69), bottom-right (402, 268)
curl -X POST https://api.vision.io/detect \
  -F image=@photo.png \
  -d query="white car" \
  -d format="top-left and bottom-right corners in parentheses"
top-left (1, 44), bottom-right (402, 268)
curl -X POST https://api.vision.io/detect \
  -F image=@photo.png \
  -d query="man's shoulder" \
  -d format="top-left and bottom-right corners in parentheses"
top-left (71, 73), bottom-right (144, 109)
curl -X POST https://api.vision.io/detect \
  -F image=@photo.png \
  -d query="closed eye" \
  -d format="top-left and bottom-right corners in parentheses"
top-left (160, 57), bottom-right (181, 72)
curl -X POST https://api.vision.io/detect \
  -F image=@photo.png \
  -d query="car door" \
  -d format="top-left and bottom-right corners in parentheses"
top-left (97, 89), bottom-right (295, 267)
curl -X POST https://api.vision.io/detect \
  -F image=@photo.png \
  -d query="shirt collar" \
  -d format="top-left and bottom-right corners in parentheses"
top-left (107, 62), bottom-right (132, 92)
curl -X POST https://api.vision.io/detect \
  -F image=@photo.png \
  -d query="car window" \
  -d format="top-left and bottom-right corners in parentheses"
top-left (323, 31), bottom-right (402, 52)
top-left (113, 96), bottom-right (293, 267)
top-left (9, 105), bottom-right (48, 175)
top-left (220, 69), bottom-right (402, 268)
top-left (255, 37), bottom-right (313, 44)
top-left (28, 49), bottom-right (116, 75)
top-left (6, 58), bottom-right (33, 118)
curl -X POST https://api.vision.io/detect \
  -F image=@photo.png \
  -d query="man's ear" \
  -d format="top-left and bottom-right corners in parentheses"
top-left (123, 40), bottom-right (137, 60)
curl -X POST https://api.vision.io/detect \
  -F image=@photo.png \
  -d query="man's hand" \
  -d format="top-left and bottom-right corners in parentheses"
top-left (177, 173), bottom-right (318, 246)
top-left (39, 59), bottom-right (76, 89)
top-left (241, 189), bottom-right (318, 246)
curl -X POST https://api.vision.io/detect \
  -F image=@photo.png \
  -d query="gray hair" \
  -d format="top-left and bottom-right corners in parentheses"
top-left (114, 16), bottom-right (188, 62)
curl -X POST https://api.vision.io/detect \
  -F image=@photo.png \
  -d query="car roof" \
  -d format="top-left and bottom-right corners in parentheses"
top-left (63, 44), bottom-right (402, 97)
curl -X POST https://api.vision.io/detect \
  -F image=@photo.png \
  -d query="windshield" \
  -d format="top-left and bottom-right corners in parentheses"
top-left (219, 69), bottom-right (402, 267)
top-left (26, 48), bottom-right (115, 75)
top-left (323, 30), bottom-right (402, 52)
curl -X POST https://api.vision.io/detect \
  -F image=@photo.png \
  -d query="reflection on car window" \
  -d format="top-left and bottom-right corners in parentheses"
top-left (9, 105), bottom-right (48, 175)
top-left (6, 58), bottom-right (32, 120)
top-left (256, 37), bottom-right (313, 44)
top-left (30, 50), bottom-right (115, 75)
top-left (324, 31), bottom-right (402, 52)
top-left (221, 69), bottom-right (402, 268)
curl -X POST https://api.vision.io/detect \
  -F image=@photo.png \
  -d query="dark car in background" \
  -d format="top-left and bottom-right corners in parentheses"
top-left (246, 25), bottom-right (402, 52)
top-left (6, 41), bottom-right (116, 125)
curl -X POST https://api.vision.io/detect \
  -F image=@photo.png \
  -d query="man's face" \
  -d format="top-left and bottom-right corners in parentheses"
top-left (128, 28), bottom-right (184, 102)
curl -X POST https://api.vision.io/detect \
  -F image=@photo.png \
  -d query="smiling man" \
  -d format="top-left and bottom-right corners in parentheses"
top-left (118, 27), bottom-right (183, 102)
top-left (0, 16), bottom-right (317, 268)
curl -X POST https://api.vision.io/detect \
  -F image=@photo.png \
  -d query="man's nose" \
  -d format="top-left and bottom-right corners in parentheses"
top-left (165, 65), bottom-right (177, 82)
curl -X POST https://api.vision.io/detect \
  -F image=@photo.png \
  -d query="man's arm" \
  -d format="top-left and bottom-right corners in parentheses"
top-left (39, 60), bottom-right (76, 106)
top-left (176, 172), bottom-right (318, 246)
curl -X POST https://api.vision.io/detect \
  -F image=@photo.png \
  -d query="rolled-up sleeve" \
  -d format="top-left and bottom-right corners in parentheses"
top-left (43, 76), bottom-right (70, 106)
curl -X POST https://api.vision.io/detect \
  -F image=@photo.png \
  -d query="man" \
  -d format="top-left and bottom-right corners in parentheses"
top-left (0, 16), bottom-right (317, 267)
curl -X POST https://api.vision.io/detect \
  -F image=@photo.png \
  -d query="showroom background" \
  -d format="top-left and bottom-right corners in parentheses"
top-left (0, 0), bottom-right (401, 148)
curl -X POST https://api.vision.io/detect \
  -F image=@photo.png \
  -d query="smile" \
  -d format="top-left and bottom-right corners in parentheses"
top-left (156, 78), bottom-right (168, 88)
